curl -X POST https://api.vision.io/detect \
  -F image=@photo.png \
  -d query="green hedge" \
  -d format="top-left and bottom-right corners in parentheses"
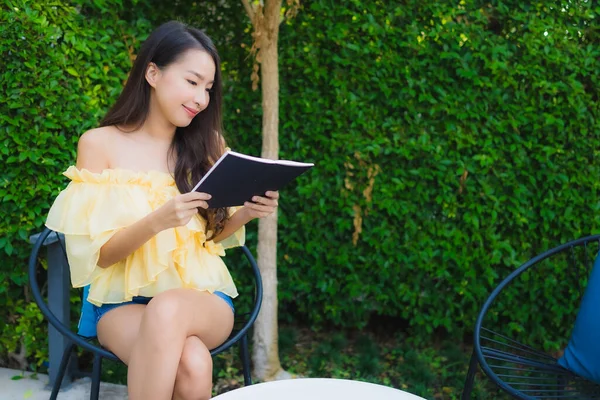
top-left (274, 0), bottom-right (600, 346)
top-left (1, 0), bottom-right (600, 369)
top-left (0, 0), bottom-right (153, 366)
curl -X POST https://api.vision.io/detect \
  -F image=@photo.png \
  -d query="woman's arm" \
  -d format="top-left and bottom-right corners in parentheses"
top-left (212, 191), bottom-right (280, 243)
top-left (212, 207), bottom-right (253, 244)
top-left (97, 215), bottom-right (162, 268)
top-left (97, 192), bottom-right (212, 267)
top-left (96, 191), bottom-right (213, 267)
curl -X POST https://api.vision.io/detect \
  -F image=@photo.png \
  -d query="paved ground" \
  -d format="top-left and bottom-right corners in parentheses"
top-left (1, 367), bottom-right (128, 399)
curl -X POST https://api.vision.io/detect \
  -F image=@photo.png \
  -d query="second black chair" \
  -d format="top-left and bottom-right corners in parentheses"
top-left (463, 234), bottom-right (600, 399)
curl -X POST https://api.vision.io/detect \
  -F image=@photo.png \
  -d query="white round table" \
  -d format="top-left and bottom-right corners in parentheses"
top-left (212, 378), bottom-right (426, 399)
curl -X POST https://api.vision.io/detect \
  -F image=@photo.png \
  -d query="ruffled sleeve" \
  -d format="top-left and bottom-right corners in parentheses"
top-left (45, 167), bottom-right (148, 290)
top-left (45, 166), bottom-right (240, 306)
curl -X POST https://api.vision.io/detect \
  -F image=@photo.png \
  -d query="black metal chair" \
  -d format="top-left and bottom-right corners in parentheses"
top-left (29, 227), bottom-right (263, 400)
top-left (463, 234), bottom-right (600, 399)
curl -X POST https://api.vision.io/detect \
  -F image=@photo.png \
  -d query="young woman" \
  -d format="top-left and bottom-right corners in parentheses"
top-left (46, 20), bottom-right (278, 400)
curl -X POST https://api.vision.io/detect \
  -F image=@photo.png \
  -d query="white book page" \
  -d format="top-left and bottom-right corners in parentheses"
top-left (229, 150), bottom-right (315, 167)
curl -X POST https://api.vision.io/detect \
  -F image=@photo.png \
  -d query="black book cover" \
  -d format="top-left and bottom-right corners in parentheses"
top-left (192, 151), bottom-right (314, 208)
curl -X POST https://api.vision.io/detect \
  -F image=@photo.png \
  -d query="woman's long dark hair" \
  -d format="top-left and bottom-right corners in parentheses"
top-left (100, 20), bottom-right (228, 238)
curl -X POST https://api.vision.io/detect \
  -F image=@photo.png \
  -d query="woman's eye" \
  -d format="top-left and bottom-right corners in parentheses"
top-left (206, 87), bottom-right (214, 93)
top-left (187, 79), bottom-right (197, 86)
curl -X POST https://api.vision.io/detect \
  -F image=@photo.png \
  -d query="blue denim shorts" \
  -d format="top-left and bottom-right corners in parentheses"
top-left (92, 291), bottom-right (234, 324)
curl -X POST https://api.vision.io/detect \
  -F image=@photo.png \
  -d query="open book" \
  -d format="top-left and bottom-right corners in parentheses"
top-left (191, 150), bottom-right (314, 208)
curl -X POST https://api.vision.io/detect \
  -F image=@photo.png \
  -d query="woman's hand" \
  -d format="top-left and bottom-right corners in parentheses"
top-left (151, 192), bottom-right (211, 232)
top-left (243, 191), bottom-right (279, 220)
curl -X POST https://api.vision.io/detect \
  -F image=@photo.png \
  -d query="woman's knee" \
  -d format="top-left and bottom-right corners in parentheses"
top-left (143, 290), bottom-right (188, 331)
top-left (175, 336), bottom-right (213, 400)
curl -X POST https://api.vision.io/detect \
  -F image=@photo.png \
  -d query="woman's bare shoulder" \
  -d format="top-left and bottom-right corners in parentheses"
top-left (76, 126), bottom-right (120, 172)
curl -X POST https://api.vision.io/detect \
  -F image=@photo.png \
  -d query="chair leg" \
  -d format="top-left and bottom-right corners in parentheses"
top-left (50, 341), bottom-right (76, 400)
top-left (462, 349), bottom-right (479, 400)
top-left (90, 353), bottom-right (102, 400)
top-left (240, 334), bottom-right (252, 386)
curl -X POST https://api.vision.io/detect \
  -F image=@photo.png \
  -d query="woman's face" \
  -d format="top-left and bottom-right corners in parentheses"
top-left (148, 48), bottom-right (216, 127)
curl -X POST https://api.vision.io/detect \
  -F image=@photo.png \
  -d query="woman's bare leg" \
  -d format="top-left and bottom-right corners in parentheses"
top-left (96, 290), bottom-right (233, 400)
top-left (126, 289), bottom-right (233, 400)
top-left (172, 336), bottom-right (212, 400)
top-left (96, 303), bottom-right (146, 363)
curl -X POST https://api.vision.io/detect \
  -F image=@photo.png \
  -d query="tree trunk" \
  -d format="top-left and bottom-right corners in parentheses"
top-left (251, 0), bottom-right (290, 382)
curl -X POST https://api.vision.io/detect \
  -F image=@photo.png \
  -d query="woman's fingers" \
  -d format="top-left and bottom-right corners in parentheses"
top-left (244, 201), bottom-right (276, 214)
top-left (241, 192), bottom-right (280, 219)
top-left (178, 200), bottom-right (208, 210)
top-left (251, 195), bottom-right (278, 207)
top-left (181, 191), bottom-right (212, 202)
top-left (177, 192), bottom-right (211, 209)
top-left (191, 201), bottom-right (209, 209)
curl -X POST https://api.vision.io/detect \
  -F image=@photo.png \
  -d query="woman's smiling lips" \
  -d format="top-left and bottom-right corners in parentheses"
top-left (182, 105), bottom-right (199, 117)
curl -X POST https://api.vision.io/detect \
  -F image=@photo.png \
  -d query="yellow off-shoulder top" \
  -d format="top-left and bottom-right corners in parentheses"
top-left (45, 166), bottom-right (244, 307)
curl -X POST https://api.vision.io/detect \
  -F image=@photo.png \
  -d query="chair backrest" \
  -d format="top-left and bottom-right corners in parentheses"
top-left (211, 244), bottom-right (264, 355)
top-left (29, 227), bottom-right (263, 357)
top-left (475, 234), bottom-right (600, 346)
top-left (29, 228), bottom-right (116, 359)
top-left (473, 234), bottom-right (600, 398)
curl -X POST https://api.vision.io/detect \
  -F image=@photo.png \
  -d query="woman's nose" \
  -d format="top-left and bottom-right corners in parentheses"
top-left (194, 91), bottom-right (209, 110)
